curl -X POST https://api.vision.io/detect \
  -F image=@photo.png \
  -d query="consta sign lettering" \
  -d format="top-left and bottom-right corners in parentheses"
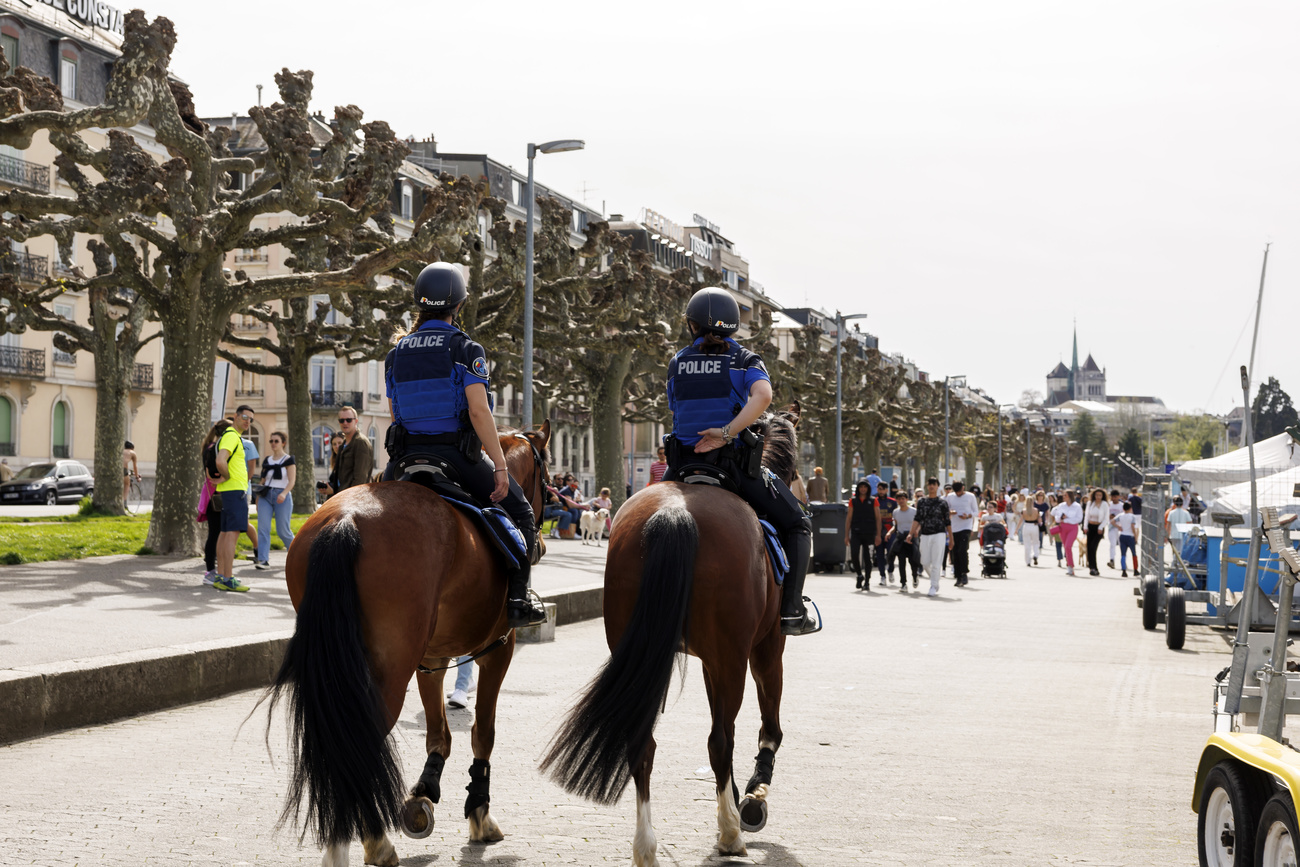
top-left (34, 0), bottom-right (126, 36)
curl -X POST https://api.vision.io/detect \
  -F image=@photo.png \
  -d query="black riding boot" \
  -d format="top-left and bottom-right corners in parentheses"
top-left (780, 527), bottom-right (818, 636)
top-left (506, 564), bottom-right (545, 628)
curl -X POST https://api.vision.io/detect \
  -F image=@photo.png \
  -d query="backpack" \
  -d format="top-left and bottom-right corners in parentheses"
top-left (203, 442), bottom-right (220, 479)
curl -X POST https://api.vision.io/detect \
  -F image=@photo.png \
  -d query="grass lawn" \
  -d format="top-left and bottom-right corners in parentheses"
top-left (0, 512), bottom-right (314, 565)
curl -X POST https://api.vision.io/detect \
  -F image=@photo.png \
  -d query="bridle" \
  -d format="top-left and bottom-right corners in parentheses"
top-left (511, 432), bottom-right (548, 530)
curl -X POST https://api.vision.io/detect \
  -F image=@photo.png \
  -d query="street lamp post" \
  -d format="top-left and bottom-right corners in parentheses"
top-left (835, 312), bottom-right (869, 503)
top-left (1026, 417), bottom-right (1032, 491)
top-left (521, 138), bottom-right (584, 428)
top-left (943, 375), bottom-right (965, 486)
top-left (1083, 449), bottom-right (1093, 488)
top-left (997, 408), bottom-right (1002, 494)
top-left (1067, 440), bottom-right (1076, 488)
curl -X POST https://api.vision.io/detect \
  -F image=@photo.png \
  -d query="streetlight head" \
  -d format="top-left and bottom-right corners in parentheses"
top-left (536, 139), bottom-right (585, 154)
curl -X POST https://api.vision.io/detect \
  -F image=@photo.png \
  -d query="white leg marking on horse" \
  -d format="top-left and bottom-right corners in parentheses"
top-left (321, 841), bottom-right (349, 867)
top-left (748, 782), bottom-right (770, 803)
top-left (633, 794), bottom-right (659, 867)
top-left (361, 832), bottom-right (399, 866)
top-left (759, 734), bottom-right (779, 752)
top-left (468, 802), bottom-right (505, 843)
top-left (716, 774), bottom-right (747, 856)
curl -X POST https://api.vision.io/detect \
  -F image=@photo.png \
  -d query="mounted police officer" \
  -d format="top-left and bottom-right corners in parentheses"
top-left (383, 262), bottom-right (546, 629)
top-left (663, 287), bottom-right (818, 636)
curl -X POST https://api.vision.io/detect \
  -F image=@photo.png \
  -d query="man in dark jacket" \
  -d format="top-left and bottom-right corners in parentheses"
top-left (335, 405), bottom-right (374, 491)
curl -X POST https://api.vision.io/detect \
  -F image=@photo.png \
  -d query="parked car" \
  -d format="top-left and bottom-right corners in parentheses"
top-left (0, 461), bottom-right (94, 505)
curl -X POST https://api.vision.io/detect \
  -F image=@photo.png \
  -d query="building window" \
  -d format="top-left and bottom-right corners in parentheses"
top-left (1, 34), bottom-right (17, 70)
top-left (53, 302), bottom-right (76, 365)
top-left (400, 184), bottom-right (413, 220)
top-left (237, 356), bottom-right (261, 397)
top-left (310, 355), bottom-right (336, 395)
top-left (52, 400), bottom-right (69, 458)
top-left (59, 58), bottom-right (77, 101)
top-left (0, 395), bottom-right (14, 455)
top-left (367, 360), bottom-right (380, 400)
top-left (310, 294), bottom-right (338, 325)
top-left (312, 425), bottom-right (333, 467)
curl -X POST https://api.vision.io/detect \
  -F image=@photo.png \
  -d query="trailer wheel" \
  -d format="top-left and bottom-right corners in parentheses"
top-left (1167, 586), bottom-right (1187, 650)
top-left (1255, 793), bottom-right (1299, 867)
top-left (1197, 761), bottom-right (1261, 867)
top-left (1142, 576), bottom-right (1160, 630)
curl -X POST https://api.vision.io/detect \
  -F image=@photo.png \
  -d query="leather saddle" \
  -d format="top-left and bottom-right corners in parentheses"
top-left (672, 460), bottom-right (787, 586)
top-left (396, 454), bottom-right (530, 570)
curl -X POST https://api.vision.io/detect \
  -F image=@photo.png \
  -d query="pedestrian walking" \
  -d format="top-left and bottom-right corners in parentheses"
top-left (1006, 492), bottom-right (1021, 539)
top-left (1045, 493), bottom-right (1064, 567)
top-left (447, 656), bottom-right (474, 709)
top-left (1022, 493), bottom-right (1042, 567)
top-left (254, 430), bottom-right (296, 569)
top-left (845, 481), bottom-right (880, 590)
top-left (649, 446), bottom-right (668, 485)
top-left (889, 490), bottom-right (920, 591)
top-left (806, 466), bottom-right (830, 503)
top-left (865, 467), bottom-right (882, 498)
top-left (874, 481), bottom-right (898, 586)
top-left (1050, 489), bottom-right (1084, 577)
top-left (1129, 486), bottom-right (1143, 517)
top-left (0, 458), bottom-right (11, 482)
top-left (198, 419), bottom-right (230, 585)
top-left (213, 406), bottom-right (255, 592)
top-left (1166, 496), bottom-right (1193, 547)
top-left (1106, 489), bottom-right (1125, 569)
top-left (334, 405), bottom-right (373, 491)
top-left (909, 477), bottom-right (953, 597)
top-left (122, 440), bottom-right (139, 504)
top-left (1083, 489), bottom-right (1108, 576)
top-left (945, 480), bottom-right (978, 587)
top-left (1115, 501), bottom-right (1140, 577)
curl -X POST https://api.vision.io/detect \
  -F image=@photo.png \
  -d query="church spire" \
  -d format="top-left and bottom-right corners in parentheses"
top-left (1069, 319), bottom-right (1078, 398)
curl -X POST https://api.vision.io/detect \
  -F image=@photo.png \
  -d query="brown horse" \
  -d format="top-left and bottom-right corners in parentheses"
top-left (541, 409), bottom-right (800, 866)
top-left (264, 422), bottom-right (551, 867)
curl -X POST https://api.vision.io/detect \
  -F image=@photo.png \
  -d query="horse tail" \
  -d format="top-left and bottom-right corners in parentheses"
top-left (539, 505), bottom-right (698, 804)
top-left (263, 515), bottom-right (404, 846)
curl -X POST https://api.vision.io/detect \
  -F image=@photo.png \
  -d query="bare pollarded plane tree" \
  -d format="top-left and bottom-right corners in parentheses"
top-left (0, 12), bottom-right (481, 551)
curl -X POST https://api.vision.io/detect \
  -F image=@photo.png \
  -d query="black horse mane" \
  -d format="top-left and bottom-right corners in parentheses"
top-left (755, 405), bottom-right (799, 487)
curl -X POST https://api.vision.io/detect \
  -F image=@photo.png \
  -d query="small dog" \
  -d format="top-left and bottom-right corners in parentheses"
top-left (580, 508), bottom-right (611, 546)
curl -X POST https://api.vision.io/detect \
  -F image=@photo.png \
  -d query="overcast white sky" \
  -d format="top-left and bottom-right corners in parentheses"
top-left (148, 0), bottom-right (1299, 416)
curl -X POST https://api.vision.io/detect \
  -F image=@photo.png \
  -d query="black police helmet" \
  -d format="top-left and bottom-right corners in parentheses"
top-left (413, 262), bottom-right (467, 312)
top-left (685, 287), bottom-right (740, 337)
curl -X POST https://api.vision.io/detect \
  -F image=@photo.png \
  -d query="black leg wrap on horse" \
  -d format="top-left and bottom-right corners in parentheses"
top-left (415, 751), bottom-right (446, 803)
top-left (464, 758), bottom-right (491, 818)
top-left (746, 747), bottom-right (776, 794)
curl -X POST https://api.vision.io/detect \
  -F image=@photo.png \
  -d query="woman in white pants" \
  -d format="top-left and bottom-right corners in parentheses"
top-left (1022, 508), bottom-right (1040, 566)
top-left (1005, 493), bottom-right (1020, 539)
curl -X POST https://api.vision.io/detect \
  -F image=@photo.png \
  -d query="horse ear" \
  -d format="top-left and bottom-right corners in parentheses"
top-left (530, 418), bottom-right (552, 449)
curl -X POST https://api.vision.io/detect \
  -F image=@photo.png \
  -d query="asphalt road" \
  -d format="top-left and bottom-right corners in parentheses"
top-left (0, 551), bottom-right (1226, 865)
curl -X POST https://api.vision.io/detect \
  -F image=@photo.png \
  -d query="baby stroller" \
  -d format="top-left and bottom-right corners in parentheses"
top-left (980, 522), bottom-right (1008, 578)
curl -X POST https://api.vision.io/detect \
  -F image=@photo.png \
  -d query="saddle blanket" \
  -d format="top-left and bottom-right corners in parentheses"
top-left (757, 519), bottom-right (787, 586)
top-left (438, 493), bottom-right (529, 570)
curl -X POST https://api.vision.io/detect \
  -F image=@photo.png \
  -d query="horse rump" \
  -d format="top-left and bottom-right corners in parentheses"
top-left (539, 505), bottom-right (698, 805)
top-left (259, 516), bottom-right (404, 846)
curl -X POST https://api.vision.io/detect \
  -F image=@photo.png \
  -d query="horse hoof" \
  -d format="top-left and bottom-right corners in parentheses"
top-left (399, 797), bottom-right (435, 839)
top-left (738, 796), bottom-right (767, 833)
top-left (467, 803), bottom-right (504, 843)
top-left (717, 837), bottom-right (748, 857)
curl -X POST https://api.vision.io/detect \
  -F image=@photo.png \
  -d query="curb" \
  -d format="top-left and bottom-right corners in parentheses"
top-left (0, 585), bottom-right (603, 747)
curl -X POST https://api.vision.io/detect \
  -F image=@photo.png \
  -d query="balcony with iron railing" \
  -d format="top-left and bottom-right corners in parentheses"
top-left (0, 442), bottom-right (14, 456)
top-left (0, 250), bottom-right (49, 284)
top-left (52, 445), bottom-right (69, 458)
top-left (131, 363), bottom-right (154, 390)
top-left (233, 249), bottom-right (269, 264)
top-left (310, 390), bottom-right (364, 409)
top-left (235, 388), bottom-right (264, 398)
top-left (0, 346), bottom-right (45, 377)
top-left (0, 153), bottom-right (51, 193)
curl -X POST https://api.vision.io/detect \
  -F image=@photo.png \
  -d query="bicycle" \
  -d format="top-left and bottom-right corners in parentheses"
top-left (126, 475), bottom-right (145, 514)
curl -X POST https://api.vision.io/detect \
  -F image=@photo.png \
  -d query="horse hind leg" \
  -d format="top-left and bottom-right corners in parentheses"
top-left (741, 623), bottom-right (785, 833)
top-left (465, 758), bottom-right (503, 843)
top-left (466, 635), bottom-right (513, 843)
top-left (632, 735), bottom-right (658, 867)
top-left (361, 833), bottom-right (399, 867)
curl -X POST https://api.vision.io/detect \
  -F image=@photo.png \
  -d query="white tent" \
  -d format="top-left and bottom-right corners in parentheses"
top-left (1174, 432), bottom-right (1300, 491)
top-left (1211, 465), bottom-right (1300, 517)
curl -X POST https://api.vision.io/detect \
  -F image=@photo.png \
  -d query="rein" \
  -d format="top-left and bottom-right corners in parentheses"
top-left (416, 633), bottom-right (510, 674)
top-left (513, 432), bottom-right (547, 529)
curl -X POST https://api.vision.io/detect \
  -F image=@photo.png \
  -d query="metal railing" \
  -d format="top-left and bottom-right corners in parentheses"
top-left (53, 350), bottom-right (76, 366)
top-left (234, 250), bottom-right (269, 264)
top-left (310, 390), bottom-right (363, 409)
top-left (52, 445), bottom-right (69, 458)
top-left (233, 317), bottom-right (267, 331)
top-left (0, 442), bottom-right (13, 456)
top-left (235, 388), bottom-right (263, 398)
top-left (0, 153), bottom-right (51, 192)
top-left (0, 346), bottom-right (45, 377)
top-left (368, 391), bottom-right (382, 402)
top-left (131, 363), bottom-right (154, 390)
top-left (0, 250), bottom-right (49, 283)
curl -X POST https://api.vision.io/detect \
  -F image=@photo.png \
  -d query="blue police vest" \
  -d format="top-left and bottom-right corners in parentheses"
top-left (385, 321), bottom-right (491, 436)
top-left (668, 340), bottom-right (764, 446)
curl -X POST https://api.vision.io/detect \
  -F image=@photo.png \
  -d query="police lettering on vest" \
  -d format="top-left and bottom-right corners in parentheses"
top-left (667, 336), bottom-right (769, 447)
top-left (385, 320), bottom-right (493, 436)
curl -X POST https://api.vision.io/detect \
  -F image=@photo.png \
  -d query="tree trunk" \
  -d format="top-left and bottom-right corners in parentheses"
top-left (145, 310), bottom-right (221, 555)
top-left (283, 348), bottom-right (317, 514)
top-left (862, 423), bottom-right (883, 479)
top-left (591, 352), bottom-right (632, 513)
top-left (91, 362), bottom-right (129, 515)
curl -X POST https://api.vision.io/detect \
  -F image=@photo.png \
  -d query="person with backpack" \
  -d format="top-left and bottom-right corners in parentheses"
top-left (198, 420), bottom-right (231, 585)
top-left (254, 430), bottom-right (296, 570)
top-left (213, 406), bottom-right (256, 592)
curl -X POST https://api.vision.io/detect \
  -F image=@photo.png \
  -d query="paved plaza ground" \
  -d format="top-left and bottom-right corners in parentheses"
top-left (1, 546), bottom-right (1230, 865)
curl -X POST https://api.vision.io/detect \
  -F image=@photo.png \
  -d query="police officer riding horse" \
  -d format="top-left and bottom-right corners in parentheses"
top-left (663, 287), bottom-right (818, 636)
top-left (383, 262), bottom-right (547, 629)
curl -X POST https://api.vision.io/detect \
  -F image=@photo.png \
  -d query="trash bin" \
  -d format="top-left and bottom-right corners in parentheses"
top-left (808, 502), bottom-right (847, 573)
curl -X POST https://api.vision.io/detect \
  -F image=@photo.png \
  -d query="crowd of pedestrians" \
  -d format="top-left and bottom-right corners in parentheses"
top-left (841, 475), bottom-right (1158, 594)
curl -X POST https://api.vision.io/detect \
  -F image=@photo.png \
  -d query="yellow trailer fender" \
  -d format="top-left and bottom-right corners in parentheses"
top-left (1194, 732), bottom-right (1300, 816)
